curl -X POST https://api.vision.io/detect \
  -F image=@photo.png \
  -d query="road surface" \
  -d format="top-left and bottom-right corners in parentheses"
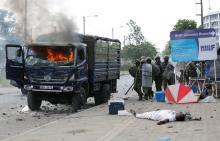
top-left (1, 75), bottom-right (220, 141)
top-left (0, 75), bottom-right (133, 140)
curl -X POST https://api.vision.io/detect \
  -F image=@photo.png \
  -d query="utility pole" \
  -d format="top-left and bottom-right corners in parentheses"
top-left (196, 0), bottom-right (204, 29)
top-left (83, 16), bottom-right (85, 35)
top-left (83, 15), bottom-right (98, 35)
top-left (112, 28), bottom-right (114, 39)
top-left (24, 0), bottom-right (28, 41)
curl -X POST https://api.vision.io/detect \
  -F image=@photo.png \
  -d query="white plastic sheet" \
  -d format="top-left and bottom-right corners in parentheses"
top-left (118, 110), bottom-right (132, 116)
top-left (18, 105), bottom-right (30, 113)
top-left (199, 96), bottom-right (216, 103)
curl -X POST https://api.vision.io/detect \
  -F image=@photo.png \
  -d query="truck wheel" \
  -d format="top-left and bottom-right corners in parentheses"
top-left (94, 84), bottom-right (111, 105)
top-left (101, 84), bottom-right (111, 103)
top-left (94, 92), bottom-right (102, 105)
top-left (72, 94), bottom-right (79, 113)
top-left (27, 91), bottom-right (42, 111)
top-left (21, 88), bottom-right (28, 95)
top-left (79, 87), bottom-right (87, 107)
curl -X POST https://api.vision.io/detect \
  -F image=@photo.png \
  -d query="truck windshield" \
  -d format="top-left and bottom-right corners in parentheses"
top-left (25, 45), bottom-right (75, 66)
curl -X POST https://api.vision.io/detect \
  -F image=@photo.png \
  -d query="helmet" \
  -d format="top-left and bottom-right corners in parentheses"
top-left (154, 55), bottom-right (160, 60)
top-left (146, 57), bottom-right (151, 61)
top-left (140, 56), bottom-right (146, 60)
top-left (164, 55), bottom-right (169, 60)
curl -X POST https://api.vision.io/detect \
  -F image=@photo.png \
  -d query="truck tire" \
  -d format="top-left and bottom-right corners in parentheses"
top-left (94, 92), bottom-right (102, 105)
top-left (27, 91), bottom-right (42, 111)
top-left (72, 94), bottom-right (79, 113)
top-left (94, 84), bottom-right (111, 105)
top-left (79, 87), bottom-right (87, 107)
top-left (21, 88), bottom-right (28, 95)
top-left (101, 84), bottom-right (111, 103)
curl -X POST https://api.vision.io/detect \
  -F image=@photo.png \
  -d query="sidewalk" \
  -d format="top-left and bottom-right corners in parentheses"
top-left (0, 86), bottom-right (20, 95)
top-left (2, 97), bottom-right (220, 141)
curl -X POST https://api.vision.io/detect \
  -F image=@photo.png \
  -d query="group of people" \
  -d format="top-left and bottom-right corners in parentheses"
top-left (129, 55), bottom-right (175, 100)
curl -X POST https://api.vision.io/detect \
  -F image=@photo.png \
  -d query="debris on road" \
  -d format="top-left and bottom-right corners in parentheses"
top-left (123, 97), bottom-right (129, 100)
top-left (2, 113), bottom-right (7, 115)
top-left (118, 110), bottom-right (132, 116)
top-left (199, 96), bottom-right (216, 103)
top-left (158, 136), bottom-right (171, 141)
top-left (16, 118), bottom-right (24, 121)
top-left (32, 115), bottom-right (41, 119)
top-left (18, 105), bottom-right (30, 113)
top-left (167, 130), bottom-right (178, 133)
top-left (167, 125), bottom-right (173, 128)
top-left (194, 129), bottom-right (203, 132)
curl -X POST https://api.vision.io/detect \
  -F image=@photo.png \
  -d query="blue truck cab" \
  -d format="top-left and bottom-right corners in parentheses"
top-left (5, 35), bottom-right (121, 111)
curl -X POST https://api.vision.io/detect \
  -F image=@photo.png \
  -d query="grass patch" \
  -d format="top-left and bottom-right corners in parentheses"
top-left (0, 78), bottom-right (10, 86)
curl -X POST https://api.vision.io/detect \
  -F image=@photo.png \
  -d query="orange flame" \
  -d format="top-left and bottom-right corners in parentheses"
top-left (47, 48), bottom-right (74, 62)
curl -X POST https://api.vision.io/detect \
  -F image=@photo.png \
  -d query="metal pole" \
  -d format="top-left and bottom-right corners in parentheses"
top-left (214, 60), bottom-right (218, 97)
top-left (123, 36), bottom-right (126, 47)
top-left (112, 28), bottom-right (114, 39)
top-left (83, 16), bottom-right (85, 35)
top-left (24, 0), bottom-right (28, 41)
top-left (201, 0), bottom-right (204, 28)
top-left (124, 83), bottom-right (134, 95)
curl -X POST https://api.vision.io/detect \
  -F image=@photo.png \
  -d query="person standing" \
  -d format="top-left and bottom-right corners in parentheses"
top-left (141, 57), bottom-right (153, 100)
top-left (154, 56), bottom-right (162, 91)
top-left (133, 59), bottom-right (143, 100)
top-left (162, 56), bottom-right (175, 90)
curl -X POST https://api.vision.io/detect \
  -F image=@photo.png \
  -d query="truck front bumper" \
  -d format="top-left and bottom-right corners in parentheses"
top-left (24, 85), bottom-right (75, 93)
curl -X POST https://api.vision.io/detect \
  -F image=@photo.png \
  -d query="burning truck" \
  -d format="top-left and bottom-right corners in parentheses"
top-left (5, 35), bottom-right (121, 111)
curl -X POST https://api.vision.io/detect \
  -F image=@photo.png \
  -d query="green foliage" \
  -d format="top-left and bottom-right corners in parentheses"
top-left (126, 20), bottom-right (145, 45)
top-left (122, 41), bottom-right (157, 61)
top-left (162, 19), bottom-right (197, 55)
top-left (122, 19), bottom-right (157, 61)
top-left (173, 19), bottom-right (197, 31)
top-left (162, 41), bottom-right (171, 55)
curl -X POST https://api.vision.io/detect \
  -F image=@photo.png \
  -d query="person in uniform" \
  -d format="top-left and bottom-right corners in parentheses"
top-left (154, 56), bottom-right (162, 91)
top-left (162, 56), bottom-right (175, 90)
top-left (132, 59), bottom-right (143, 100)
top-left (141, 57), bottom-right (153, 100)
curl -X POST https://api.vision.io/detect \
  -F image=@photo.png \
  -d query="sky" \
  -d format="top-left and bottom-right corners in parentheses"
top-left (51, 0), bottom-right (220, 52)
top-left (1, 0), bottom-right (220, 52)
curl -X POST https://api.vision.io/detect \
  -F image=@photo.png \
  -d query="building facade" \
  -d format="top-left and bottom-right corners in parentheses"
top-left (203, 11), bottom-right (220, 47)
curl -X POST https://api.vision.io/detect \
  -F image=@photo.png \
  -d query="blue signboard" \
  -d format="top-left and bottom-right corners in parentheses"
top-left (170, 29), bottom-right (217, 62)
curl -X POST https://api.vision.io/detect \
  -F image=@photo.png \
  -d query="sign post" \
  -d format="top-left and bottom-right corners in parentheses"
top-left (170, 29), bottom-right (217, 97)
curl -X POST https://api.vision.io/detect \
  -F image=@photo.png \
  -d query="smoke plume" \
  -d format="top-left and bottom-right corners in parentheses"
top-left (4, 0), bottom-right (79, 43)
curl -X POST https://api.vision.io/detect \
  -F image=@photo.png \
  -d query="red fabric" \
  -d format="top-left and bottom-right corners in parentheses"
top-left (165, 87), bottom-right (176, 103)
top-left (177, 83), bottom-right (191, 103)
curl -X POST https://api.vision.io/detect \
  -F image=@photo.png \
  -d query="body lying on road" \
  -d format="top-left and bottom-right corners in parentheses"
top-left (130, 109), bottom-right (201, 125)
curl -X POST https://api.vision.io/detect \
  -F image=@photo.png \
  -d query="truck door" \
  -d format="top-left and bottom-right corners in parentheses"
top-left (5, 44), bottom-right (24, 87)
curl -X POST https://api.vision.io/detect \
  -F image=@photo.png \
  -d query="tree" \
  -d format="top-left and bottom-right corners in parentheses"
top-left (126, 19), bottom-right (145, 45)
top-left (162, 41), bottom-right (171, 55)
top-left (121, 20), bottom-right (157, 62)
top-left (122, 42), bottom-right (157, 61)
top-left (173, 19), bottom-right (197, 31)
top-left (162, 19), bottom-right (197, 55)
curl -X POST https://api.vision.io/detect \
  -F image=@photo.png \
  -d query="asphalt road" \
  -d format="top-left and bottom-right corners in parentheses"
top-left (0, 75), bottom-right (133, 140)
top-left (1, 75), bottom-right (220, 141)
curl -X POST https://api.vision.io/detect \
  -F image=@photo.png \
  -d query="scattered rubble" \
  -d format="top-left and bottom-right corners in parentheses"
top-left (167, 125), bottom-right (173, 128)
top-left (167, 130), bottom-right (178, 133)
top-left (18, 105), bottom-right (30, 113)
top-left (194, 129), bottom-right (203, 132)
top-left (16, 118), bottom-right (24, 121)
